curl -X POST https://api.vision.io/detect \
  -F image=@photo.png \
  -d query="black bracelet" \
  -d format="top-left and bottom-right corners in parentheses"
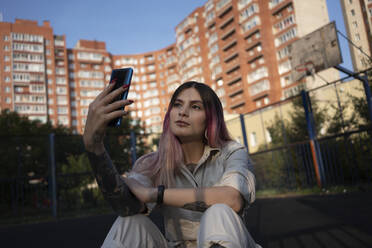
top-left (157, 185), bottom-right (165, 205)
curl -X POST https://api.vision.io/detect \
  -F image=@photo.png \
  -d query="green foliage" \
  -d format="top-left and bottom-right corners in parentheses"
top-left (0, 110), bottom-right (150, 178)
top-left (105, 117), bottom-right (150, 174)
top-left (0, 109), bottom-right (72, 136)
top-left (326, 97), bottom-right (358, 135)
top-left (266, 96), bottom-right (327, 147)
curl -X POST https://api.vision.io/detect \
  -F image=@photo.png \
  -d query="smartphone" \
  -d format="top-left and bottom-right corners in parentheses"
top-left (107, 68), bottom-right (133, 127)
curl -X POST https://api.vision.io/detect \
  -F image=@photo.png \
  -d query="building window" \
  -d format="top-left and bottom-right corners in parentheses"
top-left (241, 16), bottom-right (261, 33)
top-left (249, 79), bottom-right (270, 96)
top-left (351, 9), bottom-right (355, 16)
top-left (275, 28), bottom-right (297, 47)
top-left (355, 33), bottom-right (360, 41)
top-left (250, 132), bottom-right (257, 147)
top-left (239, 3), bottom-right (259, 23)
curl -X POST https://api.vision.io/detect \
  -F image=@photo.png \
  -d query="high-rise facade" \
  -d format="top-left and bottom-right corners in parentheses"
top-left (340, 0), bottom-right (372, 72)
top-left (0, 19), bottom-right (70, 125)
top-left (1, 0), bottom-right (338, 134)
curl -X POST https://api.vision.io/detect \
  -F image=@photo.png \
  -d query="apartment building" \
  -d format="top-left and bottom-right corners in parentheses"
top-left (173, 0), bottom-right (339, 115)
top-left (112, 45), bottom-right (179, 134)
top-left (67, 40), bottom-right (112, 132)
top-left (0, 19), bottom-right (70, 125)
top-left (340, 0), bottom-right (372, 72)
top-left (1, 0), bottom-right (338, 134)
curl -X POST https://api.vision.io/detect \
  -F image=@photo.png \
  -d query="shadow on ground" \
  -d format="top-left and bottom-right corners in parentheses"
top-left (0, 192), bottom-right (371, 248)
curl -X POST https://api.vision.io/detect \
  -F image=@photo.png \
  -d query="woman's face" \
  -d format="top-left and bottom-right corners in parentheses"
top-left (169, 87), bottom-right (206, 143)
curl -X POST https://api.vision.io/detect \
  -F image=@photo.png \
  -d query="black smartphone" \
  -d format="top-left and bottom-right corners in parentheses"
top-left (107, 68), bottom-right (133, 127)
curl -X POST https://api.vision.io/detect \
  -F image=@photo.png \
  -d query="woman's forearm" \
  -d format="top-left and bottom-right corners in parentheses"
top-left (163, 186), bottom-right (243, 213)
top-left (86, 150), bottom-right (144, 216)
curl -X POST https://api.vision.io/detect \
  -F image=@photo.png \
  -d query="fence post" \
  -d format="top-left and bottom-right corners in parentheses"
top-left (301, 90), bottom-right (325, 188)
top-left (239, 114), bottom-right (249, 152)
top-left (334, 65), bottom-right (372, 125)
top-left (361, 73), bottom-right (372, 126)
top-left (130, 131), bottom-right (137, 167)
top-left (49, 133), bottom-right (57, 218)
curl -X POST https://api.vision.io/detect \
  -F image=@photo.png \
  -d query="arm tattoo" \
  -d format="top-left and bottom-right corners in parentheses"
top-left (86, 150), bottom-right (143, 217)
top-left (182, 201), bottom-right (210, 212)
top-left (93, 133), bottom-right (104, 145)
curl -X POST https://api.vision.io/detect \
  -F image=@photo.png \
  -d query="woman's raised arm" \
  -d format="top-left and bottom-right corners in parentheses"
top-left (83, 81), bottom-right (144, 216)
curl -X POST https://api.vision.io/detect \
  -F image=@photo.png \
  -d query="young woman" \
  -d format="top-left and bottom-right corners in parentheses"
top-left (83, 81), bottom-right (260, 248)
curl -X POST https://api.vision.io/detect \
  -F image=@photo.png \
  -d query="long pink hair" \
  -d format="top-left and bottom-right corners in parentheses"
top-left (132, 81), bottom-right (232, 187)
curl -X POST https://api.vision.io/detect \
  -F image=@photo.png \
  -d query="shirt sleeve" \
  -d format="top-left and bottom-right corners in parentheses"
top-left (125, 156), bottom-right (156, 211)
top-left (215, 146), bottom-right (256, 205)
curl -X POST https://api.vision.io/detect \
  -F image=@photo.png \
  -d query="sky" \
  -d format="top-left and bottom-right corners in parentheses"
top-left (1, 0), bottom-right (353, 72)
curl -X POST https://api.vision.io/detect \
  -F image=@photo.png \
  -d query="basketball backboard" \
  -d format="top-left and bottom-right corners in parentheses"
top-left (289, 22), bottom-right (342, 82)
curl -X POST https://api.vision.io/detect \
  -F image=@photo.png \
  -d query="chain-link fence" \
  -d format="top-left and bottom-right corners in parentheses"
top-left (225, 75), bottom-right (372, 190)
top-left (0, 132), bottom-right (144, 225)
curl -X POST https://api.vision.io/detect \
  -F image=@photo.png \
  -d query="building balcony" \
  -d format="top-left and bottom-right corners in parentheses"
top-left (225, 65), bottom-right (241, 82)
top-left (226, 75), bottom-right (242, 86)
top-left (217, 3), bottom-right (233, 19)
top-left (270, 0), bottom-right (292, 15)
top-left (225, 62), bottom-right (240, 75)
top-left (221, 30), bottom-right (237, 47)
top-left (251, 91), bottom-right (269, 101)
top-left (222, 38), bottom-right (237, 52)
top-left (227, 79), bottom-right (243, 93)
top-left (224, 51), bottom-right (239, 63)
top-left (219, 16), bottom-right (234, 30)
top-left (229, 100), bottom-right (245, 110)
top-left (244, 29), bottom-right (261, 44)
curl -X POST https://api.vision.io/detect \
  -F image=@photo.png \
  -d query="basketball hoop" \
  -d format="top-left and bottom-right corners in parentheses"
top-left (289, 22), bottom-right (342, 83)
top-left (295, 61), bottom-right (315, 78)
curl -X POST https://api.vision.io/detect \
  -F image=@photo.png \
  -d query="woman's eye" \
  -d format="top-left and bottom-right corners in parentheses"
top-left (192, 105), bottom-right (201, 110)
top-left (173, 102), bottom-right (182, 107)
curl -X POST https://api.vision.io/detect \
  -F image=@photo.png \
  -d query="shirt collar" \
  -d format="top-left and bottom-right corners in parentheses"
top-left (194, 144), bottom-right (220, 168)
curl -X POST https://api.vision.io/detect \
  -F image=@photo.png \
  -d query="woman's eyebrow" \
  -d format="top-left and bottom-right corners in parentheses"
top-left (190, 100), bottom-right (203, 104)
top-left (174, 99), bottom-right (203, 104)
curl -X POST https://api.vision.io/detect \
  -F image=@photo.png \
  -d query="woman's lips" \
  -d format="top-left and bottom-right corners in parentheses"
top-left (175, 120), bottom-right (190, 127)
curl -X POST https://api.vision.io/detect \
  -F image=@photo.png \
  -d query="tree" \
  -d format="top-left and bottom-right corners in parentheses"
top-left (105, 117), bottom-right (151, 174)
top-left (0, 110), bottom-right (150, 177)
top-left (266, 96), bottom-right (327, 147)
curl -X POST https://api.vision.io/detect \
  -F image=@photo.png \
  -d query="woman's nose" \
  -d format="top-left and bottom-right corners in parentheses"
top-left (178, 106), bottom-right (188, 116)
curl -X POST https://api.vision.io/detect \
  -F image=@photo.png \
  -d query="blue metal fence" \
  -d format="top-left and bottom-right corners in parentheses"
top-left (250, 128), bottom-right (372, 190)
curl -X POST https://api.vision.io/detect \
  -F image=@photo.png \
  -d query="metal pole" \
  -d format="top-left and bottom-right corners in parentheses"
top-left (301, 90), bottom-right (325, 187)
top-left (239, 114), bottom-right (249, 152)
top-left (361, 74), bottom-right (372, 126)
top-left (334, 65), bottom-right (372, 125)
top-left (49, 133), bottom-right (57, 218)
top-left (130, 131), bottom-right (137, 166)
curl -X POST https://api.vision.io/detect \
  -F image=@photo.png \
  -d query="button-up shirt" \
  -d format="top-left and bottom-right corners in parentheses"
top-left (128, 140), bottom-right (256, 246)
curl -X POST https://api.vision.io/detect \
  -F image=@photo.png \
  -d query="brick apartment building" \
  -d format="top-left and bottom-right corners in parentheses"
top-left (0, 0), bottom-right (339, 134)
top-left (340, 0), bottom-right (372, 72)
